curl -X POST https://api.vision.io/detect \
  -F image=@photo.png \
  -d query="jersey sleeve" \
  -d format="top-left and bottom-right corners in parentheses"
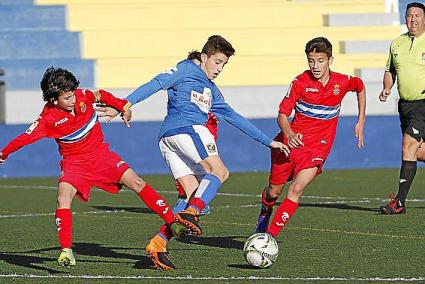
top-left (279, 78), bottom-right (302, 116)
top-left (385, 43), bottom-right (396, 74)
top-left (86, 89), bottom-right (131, 112)
top-left (125, 79), bottom-right (162, 106)
top-left (1, 116), bottom-right (47, 159)
top-left (211, 90), bottom-right (273, 147)
top-left (347, 76), bottom-right (365, 93)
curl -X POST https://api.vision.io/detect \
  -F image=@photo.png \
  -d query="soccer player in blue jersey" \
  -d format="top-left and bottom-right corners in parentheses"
top-left (104, 35), bottom-right (289, 269)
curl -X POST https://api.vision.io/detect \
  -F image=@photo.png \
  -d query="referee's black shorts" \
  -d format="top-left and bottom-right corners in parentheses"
top-left (398, 99), bottom-right (425, 142)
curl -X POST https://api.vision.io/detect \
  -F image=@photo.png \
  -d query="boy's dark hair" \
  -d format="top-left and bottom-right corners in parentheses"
top-left (305, 37), bottom-right (333, 58)
top-left (406, 2), bottom-right (425, 14)
top-left (201, 35), bottom-right (235, 57)
top-left (40, 67), bottom-right (79, 102)
top-left (187, 50), bottom-right (202, 61)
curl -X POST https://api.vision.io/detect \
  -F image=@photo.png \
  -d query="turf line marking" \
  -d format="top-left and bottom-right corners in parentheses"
top-left (0, 274), bottom-right (424, 281)
top-left (1, 185), bottom-right (425, 203)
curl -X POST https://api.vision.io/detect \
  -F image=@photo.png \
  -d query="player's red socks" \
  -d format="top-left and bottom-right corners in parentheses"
top-left (138, 183), bottom-right (174, 224)
top-left (55, 208), bottom-right (72, 249)
top-left (267, 198), bottom-right (299, 237)
top-left (175, 180), bottom-right (186, 199)
top-left (188, 198), bottom-right (205, 213)
top-left (159, 224), bottom-right (174, 241)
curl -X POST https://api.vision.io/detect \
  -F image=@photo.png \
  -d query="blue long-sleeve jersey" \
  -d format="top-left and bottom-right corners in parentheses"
top-left (126, 59), bottom-right (273, 147)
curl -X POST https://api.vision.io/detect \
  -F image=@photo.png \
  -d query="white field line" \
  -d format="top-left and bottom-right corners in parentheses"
top-left (1, 208), bottom-right (424, 240)
top-left (0, 274), bottom-right (424, 282)
top-left (1, 184), bottom-right (425, 203)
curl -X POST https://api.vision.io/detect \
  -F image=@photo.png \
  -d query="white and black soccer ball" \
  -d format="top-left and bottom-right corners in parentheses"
top-left (243, 233), bottom-right (279, 268)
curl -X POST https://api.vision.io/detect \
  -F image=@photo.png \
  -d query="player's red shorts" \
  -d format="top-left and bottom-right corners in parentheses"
top-left (58, 144), bottom-right (130, 202)
top-left (269, 132), bottom-right (327, 185)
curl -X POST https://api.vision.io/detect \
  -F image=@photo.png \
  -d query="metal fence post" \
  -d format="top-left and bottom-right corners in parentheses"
top-left (0, 69), bottom-right (5, 124)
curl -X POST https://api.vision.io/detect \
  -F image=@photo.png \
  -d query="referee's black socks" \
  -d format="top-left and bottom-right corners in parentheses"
top-left (396, 160), bottom-right (417, 206)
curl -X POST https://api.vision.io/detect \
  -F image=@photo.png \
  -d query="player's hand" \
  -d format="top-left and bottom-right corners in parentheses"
top-left (121, 109), bottom-right (132, 128)
top-left (270, 141), bottom-right (290, 157)
top-left (355, 122), bottom-right (365, 149)
top-left (96, 104), bottom-right (120, 120)
top-left (95, 105), bottom-right (130, 127)
top-left (0, 152), bottom-right (5, 165)
top-left (286, 132), bottom-right (304, 148)
top-left (379, 89), bottom-right (391, 102)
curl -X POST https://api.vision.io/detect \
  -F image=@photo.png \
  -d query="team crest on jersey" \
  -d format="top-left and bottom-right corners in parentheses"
top-left (80, 102), bottom-right (87, 113)
top-left (206, 143), bottom-right (217, 153)
top-left (25, 120), bottom-right (39, 134)
top-left (333, 84), bottom-right (340, 95)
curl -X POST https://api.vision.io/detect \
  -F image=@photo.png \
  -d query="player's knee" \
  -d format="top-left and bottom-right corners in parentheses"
top-left (211, 166), bottom-right (229, 183)
top-left (269, 184), bottom-right (284, 198)
top-left (57, 194), bottom-right (72, 208)
top-left (288, 182), bottom-right (306, 198)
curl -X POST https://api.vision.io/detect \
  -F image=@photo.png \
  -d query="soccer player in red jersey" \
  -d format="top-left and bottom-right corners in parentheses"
top-left (0, 67), bottom-right (189, 268)
top-left (254, 37), bottom-right (366, 238)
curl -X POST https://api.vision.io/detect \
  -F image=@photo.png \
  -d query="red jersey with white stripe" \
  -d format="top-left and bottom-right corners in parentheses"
top-left (2, 89), bottom-right (128, 159)
top-left (279, 70), bottom-right (364, 156)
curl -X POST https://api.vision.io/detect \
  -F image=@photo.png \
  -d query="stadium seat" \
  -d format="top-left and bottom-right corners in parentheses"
top-left (0, 3), bottom-right (93, 90)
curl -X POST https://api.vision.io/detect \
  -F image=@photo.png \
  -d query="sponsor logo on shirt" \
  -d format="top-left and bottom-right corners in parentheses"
top-left (305, 87), bottom-right (319, 93)
top-left (320, 139), bottom-right (327, 144)
top-left (80, 102), bottom-right (87, 113)
top-left (312, 157), bottom-right (324, 162)
top-left (25, 119), bottom-right (40, 134)
top-left (191, 87), bottom-right (212, 113)
top-left (55, 117), bottom-right (69, 127)
top-left (333, 84), bottom-right (340, 95)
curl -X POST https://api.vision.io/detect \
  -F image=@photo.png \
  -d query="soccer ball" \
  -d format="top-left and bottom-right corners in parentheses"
top-left (243, 233), bottom-right (279, 268)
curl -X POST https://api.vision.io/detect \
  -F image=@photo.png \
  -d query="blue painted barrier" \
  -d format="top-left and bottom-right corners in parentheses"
top-left (0, 58), bottom-right (94, 90)
top-left (0, 31), bottom-right (81, 59)
top-left (0, 5), bottom-right (66, 31)
top-left (0, 116), bottom-right (409, 178)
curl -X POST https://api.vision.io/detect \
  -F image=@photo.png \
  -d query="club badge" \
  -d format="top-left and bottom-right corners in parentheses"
top-left (80, 102), bottom-right (86, 113)
top-left (333, 84), bottom-right (340, 95)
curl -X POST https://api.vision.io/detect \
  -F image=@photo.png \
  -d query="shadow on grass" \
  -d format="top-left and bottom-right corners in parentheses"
top-left (72, 242), bottom-right (152, 269)
top-left (0, 242), bottom-right (154, 271)
top-left (300, 202), bottom-right (380, 212)
top-left (176, 235), bottom-right (245, 250)
top-left (90, 205), bottom-right (155, 214)
top-left (0, 252), bottom-right (64, 274)
top-left (228, 263), bottom-right (263, 270)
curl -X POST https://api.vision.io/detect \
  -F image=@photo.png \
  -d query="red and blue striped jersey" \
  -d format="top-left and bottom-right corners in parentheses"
top-left (279, 70), bottom-right (364, 154)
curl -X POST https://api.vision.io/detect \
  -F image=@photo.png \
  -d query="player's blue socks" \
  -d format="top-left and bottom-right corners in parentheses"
top-left (190, 173), bottom-right (222, 211)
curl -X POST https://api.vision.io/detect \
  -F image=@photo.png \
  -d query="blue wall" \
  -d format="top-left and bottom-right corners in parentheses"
top-left (0, 116), bottom-right (408, 178)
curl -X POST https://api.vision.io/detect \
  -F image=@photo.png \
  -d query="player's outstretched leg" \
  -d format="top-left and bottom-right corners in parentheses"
top-left (379, 193), bottom-right (406, 214)
top-left (255, 187), bottom-right (278, 233)
top-left (58, 248), bottom-right (76, 267)
top-left (146, 234), bottom-right (176, 270)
